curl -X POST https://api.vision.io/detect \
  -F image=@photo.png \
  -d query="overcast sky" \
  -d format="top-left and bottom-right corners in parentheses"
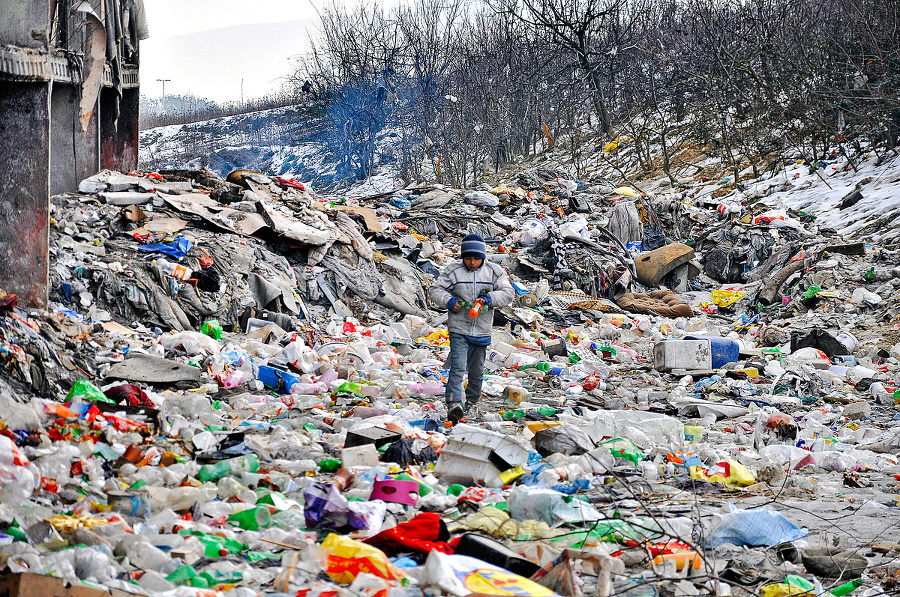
top-left (139, 0), bottom-right (320, 103)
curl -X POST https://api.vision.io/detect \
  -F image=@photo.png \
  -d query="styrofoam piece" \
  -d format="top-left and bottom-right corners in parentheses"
top-left (433, 424), bottom-right (530, 484)
top-left (341, 444), bottom-right (381, 468)
top-left (653, 339), bottom-right (712, 371)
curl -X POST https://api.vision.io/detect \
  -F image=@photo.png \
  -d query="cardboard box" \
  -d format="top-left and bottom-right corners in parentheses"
top-left (0, 573), bottom-right (142, 597)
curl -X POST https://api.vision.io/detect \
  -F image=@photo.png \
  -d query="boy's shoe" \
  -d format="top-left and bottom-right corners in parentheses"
top-left (464, 400), bottom-right (480, 419)
top-left (447, 403), bottom-right (464, 424)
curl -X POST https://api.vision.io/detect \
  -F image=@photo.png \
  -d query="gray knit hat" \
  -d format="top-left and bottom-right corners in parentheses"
top-left (460, 234), bottom-right (487, 260)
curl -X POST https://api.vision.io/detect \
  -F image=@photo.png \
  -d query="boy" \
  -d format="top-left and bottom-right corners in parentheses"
top-left (429, 234), bottom-right (514, 423)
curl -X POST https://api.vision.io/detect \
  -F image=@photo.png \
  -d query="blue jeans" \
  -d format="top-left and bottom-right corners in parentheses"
top-left (446, 332), bottom-right (486, 405)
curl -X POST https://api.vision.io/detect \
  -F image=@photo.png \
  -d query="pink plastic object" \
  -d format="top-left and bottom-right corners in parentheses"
top-left (369, 478), bottom-right (420, 506)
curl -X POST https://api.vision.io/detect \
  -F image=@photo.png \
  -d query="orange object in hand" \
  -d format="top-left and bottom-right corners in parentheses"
top-left (469, 298), bottom-right (485, 318)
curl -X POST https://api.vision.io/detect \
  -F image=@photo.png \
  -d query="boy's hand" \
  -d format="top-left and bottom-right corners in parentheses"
top-left (448, 297), bottom-right (464, 313)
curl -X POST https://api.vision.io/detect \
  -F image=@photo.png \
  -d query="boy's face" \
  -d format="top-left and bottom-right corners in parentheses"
top-left (463, 256), bottom-right (484, 271)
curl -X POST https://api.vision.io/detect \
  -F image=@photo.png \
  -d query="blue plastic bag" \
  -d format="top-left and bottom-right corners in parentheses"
top-left (138, 235), bottom-right (194, 258)
top-left (708, 503), bottom-right (807, 548)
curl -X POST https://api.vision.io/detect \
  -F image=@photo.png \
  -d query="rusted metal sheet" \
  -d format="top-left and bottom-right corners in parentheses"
top-left (0, 82), bottom-right (50, 307)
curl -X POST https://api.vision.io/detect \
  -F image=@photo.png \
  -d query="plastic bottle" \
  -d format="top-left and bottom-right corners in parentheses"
top-left (227, 505), bottom-right (272, 530)
top-left (154, 258), bottom-right (191, 280)
top-left (829, 579), bottom-right (863, 597)
top-left (222, 370), bottom-right (244, 389)
top-left (870, 382), bottom-right (892, 404)
top-left (331, 467), bottom-right (355, 491)
top-left (159, 485), bottom-right (219, 511)
top-left (197, 454), bottom-right (260, 483)
top-left (537, 463), bottom-right (583, 485)
top-left (349, 406), bottom-right (384, 419)
top-left (125, 540), bottom-right (180, 573)
top-left (407, 381), bottom-right (444, 395)
top-left (469, 298), bottom-right (486, 318)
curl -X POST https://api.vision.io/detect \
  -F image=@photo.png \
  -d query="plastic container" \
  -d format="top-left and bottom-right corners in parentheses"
top-left (653, 339), bottom-right (713, 371)
top-left (835, 331), bottom-right (858, 354)
top-left (684, 425), bottom-right (704, 444)
top-left (454, 532), bottom-right (541, 578)
top-left (409, 418), bottom-right (440, 431)
top-left (154, 258), bottom-right (191, 280)
top-left (652, 552), bottom-right (702, 571)
top-left (332, 468), bottom-right (355, 491)
top-left (685, 336), bottom-right (740, 368)
top-left (256, 365), bottom-right (301, 394)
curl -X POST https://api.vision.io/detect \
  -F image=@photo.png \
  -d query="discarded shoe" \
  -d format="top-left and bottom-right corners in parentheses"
top-left (447, 404), bottom-right (464, 425)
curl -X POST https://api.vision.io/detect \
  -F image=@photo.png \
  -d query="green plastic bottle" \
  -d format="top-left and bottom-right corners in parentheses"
top-left (829, 579), bottom-right (863, 597)
top-left (226, 506), bottom-right (272, 531)
top-left (197, 454), bottom-right (259, 483)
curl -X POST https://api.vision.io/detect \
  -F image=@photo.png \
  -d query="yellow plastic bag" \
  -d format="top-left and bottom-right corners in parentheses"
top-left (320, 533), bottom-right (408, 584)
top-left (613, 187), bottom-right (637, 197)
top-left (711, 289), bottom-right (745, 308)
top-left (690, 459), bottom-right (755, 488)
top-left (417, 330), bottom-right (450, 346)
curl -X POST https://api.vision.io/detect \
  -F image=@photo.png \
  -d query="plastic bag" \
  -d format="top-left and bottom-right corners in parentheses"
top-left (689, 459), bottom-right (755, 488)
top-left (161, 331), bottom-right (221, 355)
top-left (421, 551), bottom-right (559, 597)
top-left (465, 191), bottom-right (500, 207)
top-left (601, 438), bottom-right (645, 466)
top-left (707, 503), bottom-right (808, 548)
top-left (508, 488), bottom-right (604, 525)
top-left (711, 289), bottom-right (745, 308)
top-left (67, 379), bottom-right (114, 404)
top-left (380, 438), bottom-right (438, 467)
top-left (303, 482), bottom-right (386, 535)
top-left (533, 427), bottom-right (595, 457)
top-left (320, 533), bottom-right (409, 584)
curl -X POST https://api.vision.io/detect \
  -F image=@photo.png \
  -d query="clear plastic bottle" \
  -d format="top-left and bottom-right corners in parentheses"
top-left (125, 539), bottom-right (180, 574)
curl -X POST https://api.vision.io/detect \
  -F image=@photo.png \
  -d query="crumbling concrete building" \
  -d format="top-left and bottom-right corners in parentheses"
top-left (0, 0), bottom-right (147, 306)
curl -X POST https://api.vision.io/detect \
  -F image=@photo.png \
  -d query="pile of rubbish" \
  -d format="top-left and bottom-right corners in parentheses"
top-left (0, 155), bottom-right (899, 597)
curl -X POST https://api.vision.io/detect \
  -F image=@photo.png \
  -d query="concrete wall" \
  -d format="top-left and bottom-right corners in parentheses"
top-left (100, 87), bottom-right (139, 173)
top-left (0, 82), bottom-right (50, 307)
top-left (50, 83), bottom-right (100, 196)
top-left (0, 0), bottom-right (49, 49)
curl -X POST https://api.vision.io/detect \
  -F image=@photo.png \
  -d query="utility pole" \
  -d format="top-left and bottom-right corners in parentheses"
top-left (157, 78), bottom-right (171, 115)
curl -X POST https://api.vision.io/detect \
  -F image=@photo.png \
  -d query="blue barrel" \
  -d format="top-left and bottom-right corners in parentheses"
top-left (686, 336), bottom-right (740, 368)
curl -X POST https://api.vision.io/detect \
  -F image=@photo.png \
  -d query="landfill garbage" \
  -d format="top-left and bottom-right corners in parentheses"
top-left (1, 124), bottom-right (899, 597)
